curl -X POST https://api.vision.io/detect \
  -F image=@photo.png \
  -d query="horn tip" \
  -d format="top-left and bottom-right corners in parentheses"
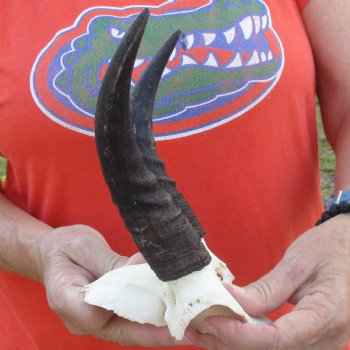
top-left (140, 8), bottom-right (150, 19)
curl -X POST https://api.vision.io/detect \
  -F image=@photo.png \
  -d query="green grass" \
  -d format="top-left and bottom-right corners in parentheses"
top-left (316, 102), bottom-right (336, 204)
top-left (0, 156), bottom-right (6, 182)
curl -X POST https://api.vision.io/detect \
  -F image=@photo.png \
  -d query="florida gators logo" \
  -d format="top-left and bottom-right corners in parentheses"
top-left (30, 0), bottom-right (284, 140)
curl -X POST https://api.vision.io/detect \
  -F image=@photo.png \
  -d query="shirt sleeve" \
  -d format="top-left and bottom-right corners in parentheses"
top-left (295, 0), bottom-right (309, 12)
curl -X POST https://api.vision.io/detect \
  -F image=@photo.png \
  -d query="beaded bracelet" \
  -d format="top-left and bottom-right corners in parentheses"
top-left (315, 191), bottom-right (350, 226)
top-left (315, 200), bottom-right (350, 226)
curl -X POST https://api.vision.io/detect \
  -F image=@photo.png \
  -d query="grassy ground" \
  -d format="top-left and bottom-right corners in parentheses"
top-left (316, 103), bottom-right (336, 204)
top-left (0, 157), bottom-right (6, 182)
top-left (0, 107), bottom-right (336, 202)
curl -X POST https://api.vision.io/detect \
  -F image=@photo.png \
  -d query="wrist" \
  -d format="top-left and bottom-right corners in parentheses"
top-left (324, 213), bottom-right (350, 238)
top-left (31, 228), bottom-right (57, 282)
top-left (0, 194), bottom-right (52, 280)
top-left (316, 189), bottom-right (350, 226)
top-left (326, 189), bottom-right (350, 209)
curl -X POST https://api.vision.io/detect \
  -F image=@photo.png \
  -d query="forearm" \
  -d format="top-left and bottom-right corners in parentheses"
top-left (0, 193), bottom-right (51, 280)
top-left (317, 61), bottom-right (350, 192)
top-left (326, 113), bottom-right (350, 192)
top-left (302, 0), bottom-right (350, 192)
top-left (0, 195), bottom-right (183, 347)
top-left (319, 89), bottom-right (350, 192)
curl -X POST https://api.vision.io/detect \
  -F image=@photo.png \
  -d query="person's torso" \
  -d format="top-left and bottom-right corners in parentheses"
top-left (0, 1), bottom-right (322, 349)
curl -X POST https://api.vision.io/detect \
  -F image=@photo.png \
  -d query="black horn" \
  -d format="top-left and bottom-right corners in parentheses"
top-left (95, 8), bottom-right (210, 282)
top-left (131, 29), bottom-right (206, 239)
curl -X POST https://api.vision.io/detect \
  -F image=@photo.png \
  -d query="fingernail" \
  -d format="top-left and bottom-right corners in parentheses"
top-left (174, 339), bottom-right (190, 346)
top-left (201, 322), bottom-right (218, 337)
top-left (175, 333), bottom-right (196, 345)
top-left (183, 335), bottom-right (194, 344)
top-left (225, 283), bottom-right (246, 296)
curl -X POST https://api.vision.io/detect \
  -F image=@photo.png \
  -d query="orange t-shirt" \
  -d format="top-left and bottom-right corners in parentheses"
top-left (0, 0), bottom-right (331, 349)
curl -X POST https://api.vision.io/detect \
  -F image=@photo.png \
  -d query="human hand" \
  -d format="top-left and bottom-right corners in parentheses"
top-left (33, 224), bottom-right (196, 347)
top-left (196, 215), bottom-right (350, 349)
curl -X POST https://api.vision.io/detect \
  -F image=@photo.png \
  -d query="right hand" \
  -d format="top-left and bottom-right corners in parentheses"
top-left (33, 224), bottom-right (197, 346)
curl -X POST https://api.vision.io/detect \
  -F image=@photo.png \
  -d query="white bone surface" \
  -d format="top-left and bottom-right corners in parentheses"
top-left (84, 240), bottom-right (257, 340)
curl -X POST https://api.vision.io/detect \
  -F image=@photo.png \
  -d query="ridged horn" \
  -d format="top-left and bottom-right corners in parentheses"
top-left (131, 30), bottom-right (206, 239)
top-left (95, 9), bottom-right (210, 282)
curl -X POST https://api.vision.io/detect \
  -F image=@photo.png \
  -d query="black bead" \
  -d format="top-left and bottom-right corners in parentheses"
top-left (315, 201), bottom-right (350, 227)
top-left (339, 201), bottom-right (350, 213)
top-left (315, 219), bottom-right (324, 226)
top-left (321, 211), bottom-right (332, 221)
top-left (328, 203), bottom-right (341, 216)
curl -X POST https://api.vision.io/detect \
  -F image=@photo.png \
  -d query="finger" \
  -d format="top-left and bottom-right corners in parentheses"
top-left (274, 299), bottom-right (350, 349)
top-left (198, 316), bottom-right (279, 350)
top-left (197, 334), bottom-right (228, 350)
top-left (99, 317), bottom-right (196, 347)
top-left (195, 304), bottom-right (349, 350)
top-left (236, 254), bottom-right (311, 316)
top-left (60, 227), bottom-right (128, 277)
top-left (45, 269), bottom-right (115, 336)
top-left (126, 252), bottom-right (146, 265)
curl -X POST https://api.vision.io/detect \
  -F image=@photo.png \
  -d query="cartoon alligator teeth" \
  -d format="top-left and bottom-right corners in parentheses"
top-left (31, 0), bottom-right (284, 138)
top-left (103, 12), bottom-right (271, 74)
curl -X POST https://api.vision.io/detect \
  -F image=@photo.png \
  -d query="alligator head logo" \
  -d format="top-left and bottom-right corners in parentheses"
top-left (30, 0), bottom-right (284, 140)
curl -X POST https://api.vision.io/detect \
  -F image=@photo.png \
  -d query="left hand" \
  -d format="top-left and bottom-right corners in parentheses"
top-left (196, 215), bottom-right (350, 349)
top-left (34, 225), bottom-right (198, 347)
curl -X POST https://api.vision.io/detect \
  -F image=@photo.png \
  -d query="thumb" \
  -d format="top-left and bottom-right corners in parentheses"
top-left (93, 251), bottom-right (145, 276)
top-left (59, 225), bottom-right (129, 277)
top-left (125, 252), bottom-right (146, 265)
top-left (228, 256), bottom-right (308, 316)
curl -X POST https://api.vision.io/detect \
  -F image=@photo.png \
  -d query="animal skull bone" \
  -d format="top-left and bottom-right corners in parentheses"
top-left (84, 244), bottom-right (252, 340)
top-left (84, 8), bottom-right (261, 340)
